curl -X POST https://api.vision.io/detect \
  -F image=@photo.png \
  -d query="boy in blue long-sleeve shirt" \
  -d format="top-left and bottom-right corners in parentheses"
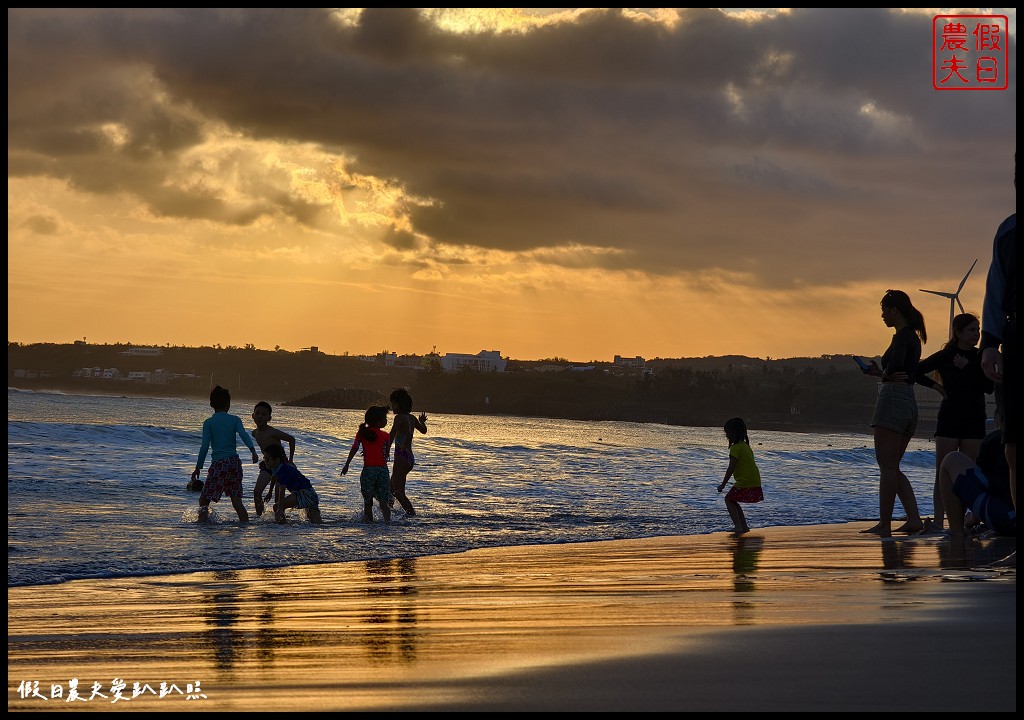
top-left (191, 385), bottom-right (259, 522)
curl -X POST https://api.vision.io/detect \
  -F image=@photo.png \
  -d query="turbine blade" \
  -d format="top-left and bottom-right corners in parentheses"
top-left (956, 297), bottom-right (965, 313)
top-left (920, 289), bottom-right (954, 298)
top-left (957, 258), bottom-right (979, 292)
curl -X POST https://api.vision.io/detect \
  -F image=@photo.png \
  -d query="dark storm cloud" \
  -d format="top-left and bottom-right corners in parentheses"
top-left (7, 8), bottom-right (1017, 286)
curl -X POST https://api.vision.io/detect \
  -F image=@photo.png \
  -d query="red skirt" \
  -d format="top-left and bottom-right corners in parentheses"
top-left (726, 486), bottom-right (764, 504)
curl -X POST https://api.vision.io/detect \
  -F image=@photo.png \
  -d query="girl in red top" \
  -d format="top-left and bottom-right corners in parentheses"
top-left (341, 405), bottom-right (392, 523)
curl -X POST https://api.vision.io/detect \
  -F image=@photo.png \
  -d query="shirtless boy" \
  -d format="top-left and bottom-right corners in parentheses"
top-left (251, 401), bottom-right (296, 517)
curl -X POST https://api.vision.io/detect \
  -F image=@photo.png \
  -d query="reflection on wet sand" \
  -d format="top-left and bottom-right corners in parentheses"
top-left (197, 570), bottom-right (287, 678)
top-left (730, 535), bottom-right (764, 625)
top-left (937, 533), bottom-right (1015, 570)
top-left (202, 571), bottom-right (244, 676)
top-left (7, 523), bottom-right (1016, 711)
top-left (192, 559), bottom-right (422, 679)
top-left (362, 558), bottom-right (419, 663)
top-left (878, 532), bottom-right (1013, 578)
top-left (879, 538), bottom-right (918, 572)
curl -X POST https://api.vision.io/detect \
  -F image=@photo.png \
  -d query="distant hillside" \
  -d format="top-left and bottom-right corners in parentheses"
top-left (9, 342), bottom-right (944, 435)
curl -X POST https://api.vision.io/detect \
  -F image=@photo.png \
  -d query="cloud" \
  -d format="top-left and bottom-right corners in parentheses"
top-left (6, 8), bottom-right (1017, 356)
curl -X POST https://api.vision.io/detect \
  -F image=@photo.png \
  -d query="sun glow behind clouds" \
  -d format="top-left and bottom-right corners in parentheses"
top-left (6, 7), bottom-right (1015, 359)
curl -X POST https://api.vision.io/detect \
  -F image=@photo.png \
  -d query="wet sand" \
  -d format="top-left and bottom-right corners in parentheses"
top-left (7, 522), bottom-right (1016, 711)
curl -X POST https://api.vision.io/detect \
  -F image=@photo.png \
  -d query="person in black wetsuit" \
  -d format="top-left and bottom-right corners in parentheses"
top-left (915, 312), bottom-right (994, 530)
top-left (860, 289), bottom-right (928, 537)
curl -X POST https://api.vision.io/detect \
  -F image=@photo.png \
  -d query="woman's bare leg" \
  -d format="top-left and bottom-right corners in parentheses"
top-left (863, 427), bottom-right (920, 536)
top-left (891, 430), bottom-right (922, 533)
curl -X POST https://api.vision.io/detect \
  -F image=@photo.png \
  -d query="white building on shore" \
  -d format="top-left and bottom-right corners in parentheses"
top-left (613, 355), bottom-right (645, 369)
top-left (441, 350), bottom-right (507, 373)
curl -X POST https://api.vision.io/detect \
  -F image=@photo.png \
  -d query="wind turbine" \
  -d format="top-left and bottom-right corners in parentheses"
top-left (920, 258), bottom-right (978, 339)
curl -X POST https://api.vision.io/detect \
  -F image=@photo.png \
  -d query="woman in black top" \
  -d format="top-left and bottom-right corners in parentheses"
top-left (916, 313), bottom-right (994, 530)
top-left (860, 290), bottom-right (927, 537)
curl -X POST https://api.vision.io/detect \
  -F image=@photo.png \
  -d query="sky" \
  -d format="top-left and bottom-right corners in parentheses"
top-left (7, 8), bottom-right (1017, 361)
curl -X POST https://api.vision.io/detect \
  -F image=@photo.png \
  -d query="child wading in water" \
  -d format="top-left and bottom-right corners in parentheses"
top-left (388, 388), bottom-right (427, 516)
top-left (341, 405), bottom-right (392, 524)
top-left (250, 401), bottom-right (297, 518)
top-left (190, 385), bottom-right (259, 523)
top-left (717, 417), bottom-right (764, 535)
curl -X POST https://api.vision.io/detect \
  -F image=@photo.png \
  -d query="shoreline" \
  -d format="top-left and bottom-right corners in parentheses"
top-left (8, 522), bottom-right (1015, 711)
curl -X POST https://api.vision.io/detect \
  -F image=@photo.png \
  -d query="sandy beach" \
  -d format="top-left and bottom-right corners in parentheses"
top-left (8, 521), bottom-right (1015, 712)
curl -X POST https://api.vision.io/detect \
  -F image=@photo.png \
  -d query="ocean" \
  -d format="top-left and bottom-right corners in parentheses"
top-left (7, 389), bottom-right (940, 588)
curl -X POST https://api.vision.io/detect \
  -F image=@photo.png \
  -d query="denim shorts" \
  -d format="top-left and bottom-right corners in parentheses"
top-left (870, 382), bottom-right (918, 436)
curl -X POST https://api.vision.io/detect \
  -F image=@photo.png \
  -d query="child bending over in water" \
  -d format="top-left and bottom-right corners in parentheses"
top-left (264, 442), bottom-right (322, 524)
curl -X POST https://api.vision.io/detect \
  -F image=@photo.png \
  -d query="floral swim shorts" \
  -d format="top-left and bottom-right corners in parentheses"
top-left (360, 465), bottom-right (392, 505)
top-left (200, 455), bottom-right (244, 503)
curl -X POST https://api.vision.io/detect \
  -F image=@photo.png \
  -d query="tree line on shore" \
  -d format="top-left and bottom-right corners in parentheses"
top-left (8, 342), bottom-right (893, 433)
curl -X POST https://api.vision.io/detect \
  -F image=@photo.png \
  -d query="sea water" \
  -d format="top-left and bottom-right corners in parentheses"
top-left (7, 389), bottom-right (938, 587)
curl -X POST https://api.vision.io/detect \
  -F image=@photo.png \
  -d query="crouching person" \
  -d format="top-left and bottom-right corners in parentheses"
top-left (264, 442), bottom-right (323, 524)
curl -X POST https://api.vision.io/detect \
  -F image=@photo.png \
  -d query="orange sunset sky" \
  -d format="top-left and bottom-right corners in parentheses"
top-left (7, 8), bottom-right (1017, 361)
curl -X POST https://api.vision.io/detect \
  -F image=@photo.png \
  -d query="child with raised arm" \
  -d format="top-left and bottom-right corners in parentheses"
top-left (250, 401), bottom-right (297, 517)
top-left (388, 388), bottom-right (427, 516)
top-left (190, 385), bottom-right (259, 523)
top-left (341, 405), bottom-right (392, 524)
top-left (263, 442), bottom-right (322, 524)
top-left (716, 417), bottom-right (764, 535)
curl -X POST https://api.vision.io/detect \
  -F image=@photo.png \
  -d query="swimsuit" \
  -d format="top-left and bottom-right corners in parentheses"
top-left (195, 411), bottom-right (257, 472)
top-left (200, 455), bottom-right (244, 503)
top-left (351, 429), bottom-right (392, 504)
top-left (271, 463), bottom-right (319, 512)
top-left (394, 443), bottom-right (415, 467)
top-left (392, 415), bottom-right (415, 467)
top-left (292, 487), bottom-right (319, 511)
top-left (360, 466), bottom-right (391, 505)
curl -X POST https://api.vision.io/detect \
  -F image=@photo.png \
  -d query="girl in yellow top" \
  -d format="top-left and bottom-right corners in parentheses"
top-left (717, 417), bottom-right (764, 535)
